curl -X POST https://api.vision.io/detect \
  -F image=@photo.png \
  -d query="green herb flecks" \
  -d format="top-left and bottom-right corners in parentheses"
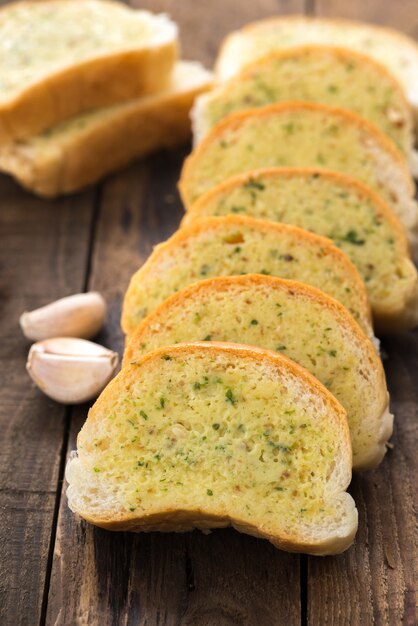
top-left (341, 230), bottom-right (365, 245)
top-left (225, 388), bottom-right (237, 405)
top-left (244, 179), bottom-right (265, 191)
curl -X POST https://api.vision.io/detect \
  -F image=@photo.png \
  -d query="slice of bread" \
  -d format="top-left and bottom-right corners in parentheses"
top-left (123, 275), bottom-right (392, 470)
top-left (66, 342), bottom-right (358, 555)
top-left (179, 102), bottom-right (418, 252)
top-left (121, 215), bottom-right (373, 340)
top-left (215, 15), bottom-right (418, 129)
top-left (0, 0), bottom-right (178, 142)
top-left (0, 61), bottom-right (213, 197)
top-left (182, 168), bottom-right (418, 333)
top-left (194, 46), bottom-right (415, 168)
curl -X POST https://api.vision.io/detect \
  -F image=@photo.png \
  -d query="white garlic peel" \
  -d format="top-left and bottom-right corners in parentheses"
top-left (26, 338), bottom-right (119, 404)
top-left (20, 292), bottom-right (107, 341)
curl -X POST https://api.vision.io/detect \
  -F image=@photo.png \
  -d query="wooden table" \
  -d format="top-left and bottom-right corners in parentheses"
top-left (1, 1), bottom-right (417, 624)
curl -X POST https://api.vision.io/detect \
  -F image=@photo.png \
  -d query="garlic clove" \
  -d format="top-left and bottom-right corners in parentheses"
top-left (26, 337), bottom-right (119, 404)
top-left (20, 292), bottom-right (107, 341)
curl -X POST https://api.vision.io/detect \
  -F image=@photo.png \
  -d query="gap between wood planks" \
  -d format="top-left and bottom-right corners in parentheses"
top-left (38, 186), bottom-right (103, 626)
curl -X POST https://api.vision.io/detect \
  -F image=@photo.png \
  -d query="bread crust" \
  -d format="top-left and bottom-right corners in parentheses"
top-left (66, 342), bottom-right (357, 555)
top-left (215, 15), bottom-right (418, 94)
top-left (121, 214), bottom-right (372, 336)
top-left (196, 45), bottom-right (413, 154)
top-left (184, 166), bottom-right (410, 254)
top-left (124, 273), bottom-right (376, 365)
top-left (69, 503), bottom-right (357, 557)
top-left (181, 167), bottom-right (418, 332)
top-left (0, 0), bottom-right (179, 143)
top-left (123, 275), bottom-right (392, 470)
top-left (0, 62), bottom-right (213, 197)
top-left (179, 101), bottom-right (413, 209)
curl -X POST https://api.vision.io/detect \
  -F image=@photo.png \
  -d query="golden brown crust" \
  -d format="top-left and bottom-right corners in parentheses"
top-left (123, 274), bottom-right (378, 367)
top-left (70, 342), bottom-right (355, 554)
top-left (0, 0), bottom-right (178, 142)
top-left (215, 14), bottom-right (418, 76)
top-left (84, 341), bottom-right (350, 439)
top-left (178, 101), bottom-right (413, 208)
top-left (220, 44), bottom-right (412, 120)
top-left (0, 46), bottom-right (178, 144)
top-left (121, 214), bottom-right (372, 335)
top-left (0, 67), bottom-right (213, 197)
top-left (72, 503), bottom-right (357, 556)
top-left (183, 166), bottom-right (410, 253)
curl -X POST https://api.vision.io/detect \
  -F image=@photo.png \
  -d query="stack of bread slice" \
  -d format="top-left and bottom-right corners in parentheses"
top-left (181, 169), bottom-right (418, 332)
top-left (67, 15), bottom-right (418, 555)
top-left (215, 15), bottom-right (418, 127)
top-left (181, 102), bottom-right (418, 252)
top-left (0, 0), bottom-right (213, 196)
top-left (194, 46), bottom-right (416, 165)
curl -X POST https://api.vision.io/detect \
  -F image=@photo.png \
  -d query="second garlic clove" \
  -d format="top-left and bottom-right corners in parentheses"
top-left (27, 337), bottom-right (119, 404)
top-left (20, 292), bottom-right (107, 341)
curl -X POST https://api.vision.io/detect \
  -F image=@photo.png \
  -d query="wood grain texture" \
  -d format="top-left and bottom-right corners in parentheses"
top-left (307, 3), bottom-right (418, 622)
top-left (1, 0), bottom-right (417, 625)
top-left (316, 0), bottom-right (418, 35)
top-left (307, 337), bottom-right (418, 625)
top-left (131, 0), bottom-right (305, 67)
top-left (45, 151), bottom-right (301, 626)
top-left (0, 177), bottom-right (95, 624)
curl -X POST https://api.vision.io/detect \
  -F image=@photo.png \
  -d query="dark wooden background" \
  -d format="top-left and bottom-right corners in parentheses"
top-left (1, 1), bottom-right (417, 624)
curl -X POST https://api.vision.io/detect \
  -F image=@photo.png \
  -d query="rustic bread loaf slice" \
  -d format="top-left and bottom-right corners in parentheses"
top-left (121, 215), bottom-right (373, 339)
top-left (215, 15), bottom-right (418, 128)
top-left (66, 342), bottom-right (358, 555)
top-left (194, 46), bottom-right (415, 167)
top-left (123, 275), bottom-right (392, 470)
top-left (179, 103), bottom-right (418, 252)
top-left (0, 0), bottom-right (178, 142)
top-left (0, 61), bottom-right (213, 197)
top-left (182, 168), bottom-right (418, 333)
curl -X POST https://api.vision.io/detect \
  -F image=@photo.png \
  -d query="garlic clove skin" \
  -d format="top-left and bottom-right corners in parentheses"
top-left (20, 292), bottom-right (107, 341)
top-left (26, 337), bottom-right (119, 404)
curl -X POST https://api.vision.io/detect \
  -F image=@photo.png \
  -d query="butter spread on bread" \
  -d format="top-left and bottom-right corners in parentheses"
top-left (215, 15), bottom-right (418, 128)
top-left (180, 102), bottom-right (418, 251)
top-left (124, 275), bottom-right (392, 470)
top-left (66, 342), bottom-right (358, 555)
top-left (195, 45), bottom-right (414, 168)
top-left (0, 0), bottom-right (178, 142)
top-left (121, 215), bottom-right (373, 339)
top-left (182, 168), bottom-right (418, 332)
top-left (0, 61), bottom-right (213, 197)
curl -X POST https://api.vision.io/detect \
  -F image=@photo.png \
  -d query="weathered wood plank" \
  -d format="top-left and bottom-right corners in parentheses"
top-left (307, 336), bottom-right (418, 625)
top-left (315, 0), bottom-right (418, 34)
top-left (306, 4), bottom-right (418, 624)
top-left (0, 177), bottom-right (95, 625)
top-left (45, 151), bottom-right (301, 626)
top-left (132, 0), bottom-right (305, 67)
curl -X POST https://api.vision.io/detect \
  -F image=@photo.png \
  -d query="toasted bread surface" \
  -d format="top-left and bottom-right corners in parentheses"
top-left (180, 102), bottom-right (417, 250)
top-left (66, 342), bottom-right (357, 555)
top-left (0, 0), bottom-right (179, 142)
top-left (121, 215), bottom-right (372, 339)
top-left (183, 168), bottom-right (418, 332)
top-left (0, 61), bottom-right (213, 196)
top-left (124, 275), bottom-right (392, 470)
top-left (215, 15), bottom-right (418, 124)
top-left (194, 45), bottom-right (413, 159)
